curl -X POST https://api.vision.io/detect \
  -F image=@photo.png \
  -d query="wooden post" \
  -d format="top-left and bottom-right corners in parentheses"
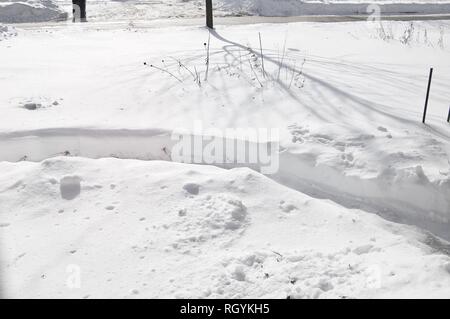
top-left (72, 0), bottom-right (86, 22)
top-left (422, 68), bottom-right (433, 124)
top-left (206, 0), bottom-right (213, 29)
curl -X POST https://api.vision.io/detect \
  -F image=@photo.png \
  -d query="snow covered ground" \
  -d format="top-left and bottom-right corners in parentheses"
top-left (1, 157), bottom-right (449, 298)
top-left (0, 0), bottom-right (67, 23)
top-left (0, 4), bottom-right (449, 299)
top-left (3, 0), bottom-right (450, 24)
top-left (67, 0), bottom-right (450, 23)
top-left (218, 0), bottom-right (450, 17)
top-left (0, 24), bottom-right (17, 39)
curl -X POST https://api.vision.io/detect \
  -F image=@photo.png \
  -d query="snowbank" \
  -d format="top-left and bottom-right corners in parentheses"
top-left (0, 0), bottom-right (67, 23)
top-left (0, 24), bottom-right (17, 40)
top-left (0, 125), bottom-right (448, 240)
top-left (1, 157), bottom-right (449, 298)
top-left (6, 0), bottom-right (449, 23)
top-left (217, 0), bottom-right (450, 16)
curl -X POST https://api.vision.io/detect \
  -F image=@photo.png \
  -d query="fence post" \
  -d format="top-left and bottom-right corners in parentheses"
top-left (422, 67), bottom-right (433, 124)
top-left (206, 0), bottom-right (213, 29)
top-left (447, 106), bottom-right (450, 123)
top-left (72, 0), bottom-right (87, 22)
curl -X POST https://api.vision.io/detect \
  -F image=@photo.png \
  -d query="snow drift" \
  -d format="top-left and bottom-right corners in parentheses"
top-left (0, 24), bottom-right (17, 40)
top-left (217, 0), bottom-right (450, 16)
top-left (0, 0), bottom-right (67, 23)
top-left (1, 157), bottom-right (449, 298)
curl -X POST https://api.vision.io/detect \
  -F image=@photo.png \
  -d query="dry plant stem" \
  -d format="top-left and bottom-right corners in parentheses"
top-left (169, 57), bottom-right (196, 81)
top-left (239, 48), bottom-right (243, 72)
top-left (288, 60), bottom-right (297, 89)
top-left (205, 31), bottom-right (211, 81)
top-left (249, 60), bottom-right (263, 88)
top-left (149, 64), bottom-right (183, 83)
top-left (194, 66), bottom-right (201, 86)
top-left (277, 36), bottom-right (287, 81)
top-left (259, 32), bottom-right (266, 78)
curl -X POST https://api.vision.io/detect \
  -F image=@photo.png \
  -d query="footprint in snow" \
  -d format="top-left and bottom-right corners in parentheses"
top-left (183, 182), bottom-right (200, 195)
top-left (444, 263), bottom-right (450, 274)
top-left (279, 200), bottom-right (297, 213)
top-left (60, 176), bottom-right (81, 200)
top-left (353, 244), bottom-right (373, 255)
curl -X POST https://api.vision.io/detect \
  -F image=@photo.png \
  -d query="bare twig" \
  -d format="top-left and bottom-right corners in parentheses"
top-left (145, 62), bottom-right (183, 83)
top-left (277, 36), bottom-right (287, 81)
top-left (288, 61), bottom-right (297, 89)
top-left (259, 32), bottom-right (266, 79)
top-left (194, 66), bottom-right (201, 87)
top-left (169, 57), bottom-right (196, 81)
top-left (249, 60), bottom-right (263, 88)
top-left (239, 48), bottom-right (243, 71)
top-left (204, 31), bottom-right (211, 81)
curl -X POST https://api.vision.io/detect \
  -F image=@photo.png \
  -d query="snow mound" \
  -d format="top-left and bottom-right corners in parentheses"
top-left (0, 0), bottom-right (68, 23)
top-left (217, 0), bottom-right (450, 16)
top-left (169, 194), bottom-right (249, 249)
top-left (0, 24), bottom-right (17, 40)
top-left (1, 157), bottom-right (450, 298)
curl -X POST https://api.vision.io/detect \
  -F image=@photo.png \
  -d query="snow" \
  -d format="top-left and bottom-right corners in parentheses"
top-left (0, 23), bottom-right (17, 39)
top-left (0, 0), bottom-right (67, 23)
top-left (217, 0), bottom-right (450, 16)
top-left (1, 2), bottom-right (450, 299)
top-left (1, 157), bottom-right (449, 298)
top-left (3, 0), bottom-right (450, 25)
top-left (0, 20), bottom-right (449, 238)
top-left (6, 0), bottom-right (450, 24)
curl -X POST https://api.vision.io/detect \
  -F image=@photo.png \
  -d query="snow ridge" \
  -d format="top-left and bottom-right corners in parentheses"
top-left (217, 0), bottom-right (450, 16)
top-left (1, 157), bottom-right (449, 298)
top-left (0, 0), bottom-right (68, 23)
top-left (0, 127), bottom-right (448, 241)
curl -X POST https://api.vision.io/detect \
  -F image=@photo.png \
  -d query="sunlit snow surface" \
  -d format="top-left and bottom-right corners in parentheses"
top-left (0, 2), bottom-right (450, 299)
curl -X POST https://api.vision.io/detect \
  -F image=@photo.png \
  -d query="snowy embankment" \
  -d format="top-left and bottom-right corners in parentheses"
top-left (0, 126), bottom-right (449, 240)
top-left (15, 0), bottom-right (450, 24)
top-left (217, 0), bottom-right (450, 16)
top-left (0, 24), bottom-right (17, 39)
top-left (1, 157), bottom-right (450, 298)
top-left (3, 0), bottom-right (450, 24)
top-left (0, 0), bottom-right (67, 23)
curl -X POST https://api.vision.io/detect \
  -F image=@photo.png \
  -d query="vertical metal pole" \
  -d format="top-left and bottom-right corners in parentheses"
top-left (206, 0), bottom-right (213, 29)
top-left (447, 105), bottom-right (450, 123)
top-left (422, 67), bottom-right (433, 124)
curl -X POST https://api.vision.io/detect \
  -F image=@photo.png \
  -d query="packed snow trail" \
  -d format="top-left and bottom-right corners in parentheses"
top-left (1, 125), bottom-right (449, 242)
